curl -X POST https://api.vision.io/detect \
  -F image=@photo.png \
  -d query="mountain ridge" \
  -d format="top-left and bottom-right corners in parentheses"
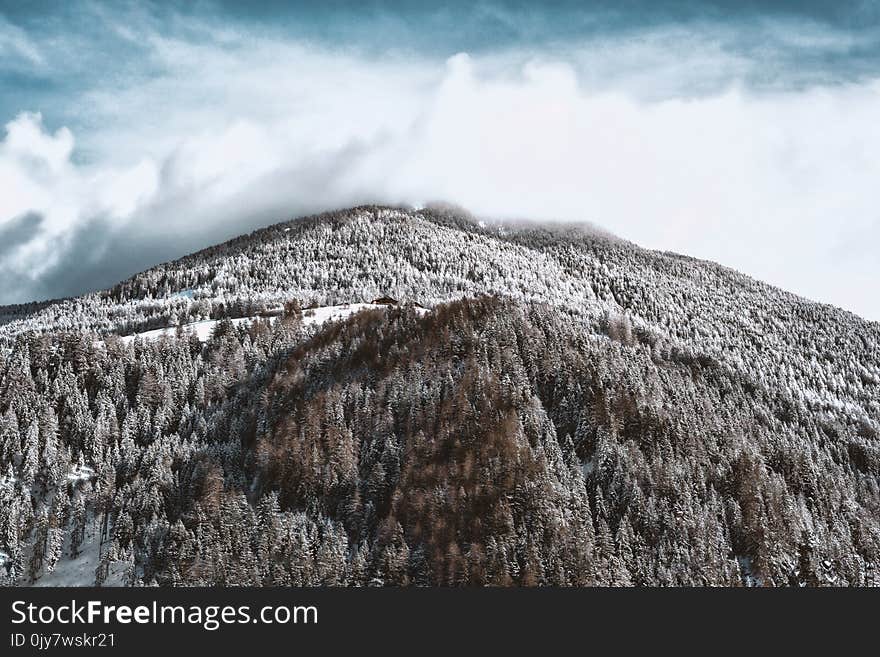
top-left (1, 203), bottom-right (873, 330)
top-left (2, 203), bottom-right (875, 326)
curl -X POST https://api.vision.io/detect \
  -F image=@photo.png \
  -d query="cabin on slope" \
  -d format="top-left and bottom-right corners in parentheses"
top-left (370, 295), bottom-right (427, 309)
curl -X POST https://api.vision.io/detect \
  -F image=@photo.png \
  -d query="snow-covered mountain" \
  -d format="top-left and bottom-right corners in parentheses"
top-left (1, 204), bottom-right (877, 586)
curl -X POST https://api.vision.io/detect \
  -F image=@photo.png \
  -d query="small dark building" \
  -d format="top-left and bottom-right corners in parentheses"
top-left (371, 296), bottom-right (398, 306)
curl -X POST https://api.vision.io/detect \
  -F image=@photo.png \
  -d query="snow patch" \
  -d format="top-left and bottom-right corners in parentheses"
top-left (67, 464), bottom-right (96, 483)
top-left (736, 555), bottom-right (762, 587)
top-left (119, 316), bottom-right (271, 344)
top-left (580, 458), bottom-right (595, 477)
top-left (302, 302), bottom-right (393, 325)
top-left (32, 523), bottom-right (128, 587)
top-left (119, 303), bottom-right (428, 344)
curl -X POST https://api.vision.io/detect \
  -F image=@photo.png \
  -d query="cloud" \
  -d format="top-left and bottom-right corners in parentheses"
top-left (0, 112), bottom-right (158, 285)
top-left (1, 11), bottom-right (880, 322)
top-left (0, 211), bottom-right (43, 258)
top-left (0, 16), bottom-right (44, 68)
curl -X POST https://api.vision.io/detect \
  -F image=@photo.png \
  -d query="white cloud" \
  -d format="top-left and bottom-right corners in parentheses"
top-left (2, 25), bottom-right (880, 320)
top-left (0, 113), bottom-right (158, 279)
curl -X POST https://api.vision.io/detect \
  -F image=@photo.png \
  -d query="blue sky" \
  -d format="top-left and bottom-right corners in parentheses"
top-left (2, 1), bottom-right (880, 319)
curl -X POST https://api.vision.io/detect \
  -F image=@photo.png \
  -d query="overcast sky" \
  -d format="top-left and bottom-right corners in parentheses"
top-left (1, 1), bottom-right (879, 320)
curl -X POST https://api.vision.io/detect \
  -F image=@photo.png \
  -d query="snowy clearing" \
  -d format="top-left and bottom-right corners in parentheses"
top-left (118, 303), bottom-right (426, 344)
top-left (32, 524), bottom-right (128, 587)
top-left (67, 464), bottom-right (96, 483)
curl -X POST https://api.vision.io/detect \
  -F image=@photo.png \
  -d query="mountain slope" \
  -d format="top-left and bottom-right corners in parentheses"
top-left (0, 205), bottom-right (878, 586)
top-left (3, 205), bottom-right (877, 418)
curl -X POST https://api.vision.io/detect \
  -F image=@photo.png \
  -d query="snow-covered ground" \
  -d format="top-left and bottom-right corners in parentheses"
top-left (32, 522), bottom-right (128, 587)
top-left (301, 302), bottom-right (415, 325)
top-left (119, 302), bottom-right (425, 344)
top-left (580, 458), bottom-right (595, 477)
top-left (67, 464), bottom-right (96, 483)
top-left (119, 315), bottom-right (275, 344)
top-left (736, 555), bottom-right (762, 587)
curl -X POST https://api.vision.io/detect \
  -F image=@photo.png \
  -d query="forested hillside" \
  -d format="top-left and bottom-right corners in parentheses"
top-left (0, 206), bottom-right (878, 586)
